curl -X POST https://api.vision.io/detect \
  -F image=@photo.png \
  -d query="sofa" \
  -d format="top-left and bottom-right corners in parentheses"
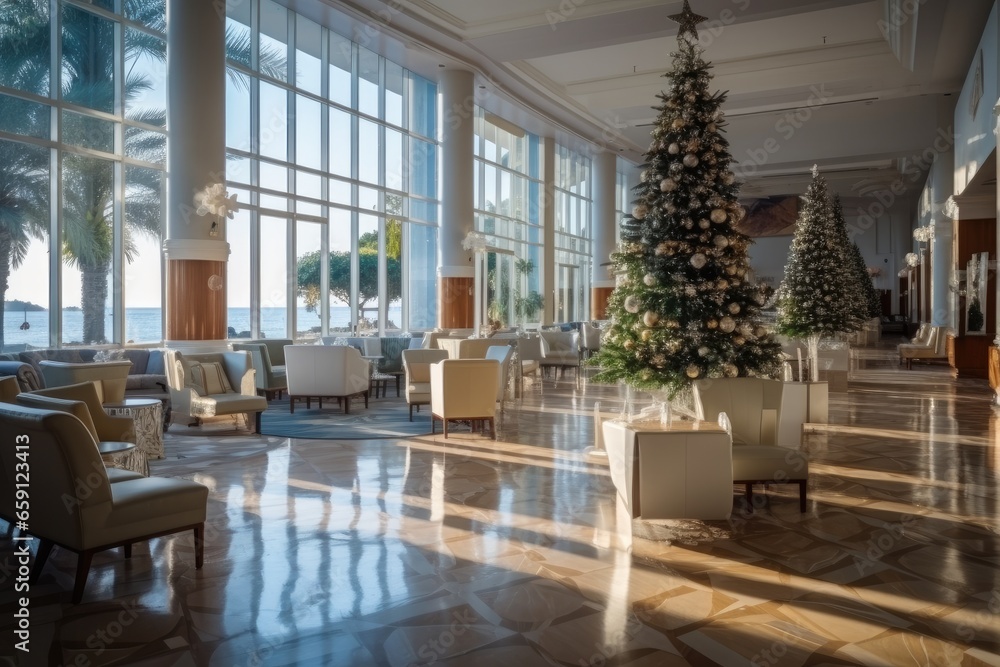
top-left (0, 347), bottom-right (168, 401)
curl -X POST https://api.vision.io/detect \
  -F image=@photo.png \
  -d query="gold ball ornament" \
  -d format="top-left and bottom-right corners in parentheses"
top-left (660, 178), bottom-right (677, 192)
top-left (641, 329), bottom-right (653, 342)
top-left (710, 209), bottom-right (727, 224)
top-left (714, 235), bottom-right (729, 248)
top-left (632, 204), bottom-right (648, 220)
top-left (624, 295), bottom-right (641, 313)
top-left (717, 279), bottom-right (729, 289)
top-left (690, 253), bottom-right (707, 269)
top-left (728, 303), bottom-right (741, 314)
top-left (643, 273), bottom-right (657, 286)
top-left (643, 311), bottom-right (659, 327)
top-left (707, 318), bottom-right (718, 329)
top-left (672, 118), bottom-right (685, 129)
top-left (686, 365), bottom-right (701, 379)
top-left (683, 154), bottom-right (699, 168)
top-left (733, 335), bottom-right (745, 345)
top-left (719, 316), bottom-right (736, 333)
top-left (698, 346), bottom-right (710, 357)
top-left (624, 339), bottom-right (634, 350)
top-left (668, 143), bottom-right (680, 154)
top-left (699, 218), bottom-right (711, 229)
top-left (723, 363), bottom-right (738, 377)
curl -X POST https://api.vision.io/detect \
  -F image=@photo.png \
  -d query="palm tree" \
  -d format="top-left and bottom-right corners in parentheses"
top-left (0, 0), bottom-right (285, 343)
top-left (0, 0), bottom-right (51, 348)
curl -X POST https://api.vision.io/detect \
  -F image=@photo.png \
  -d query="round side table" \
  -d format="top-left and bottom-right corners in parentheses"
top-left (98, 440), bottom-right (148, 477)
top-left (104, 398), bottom-right (165, 461)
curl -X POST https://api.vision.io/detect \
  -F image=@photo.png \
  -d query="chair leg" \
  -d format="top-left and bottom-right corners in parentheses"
top-left (798, 480), bottom-right (808, 513)
top-left (431, 416), bottom-right (436, 434)
top-left (409, 404), bottom-right (413, 421)
top-left (745, 483), bottom-right (754, 513)
top-left (488, 417), bottom-right (495, 440)
top-left (194, 524), bottom-right (205, 568)
top-left (72, 550), bottom-right (95, 604)
top-left (30, 539), bottom-right (54, 584)
top-left (443, 418), bottom-right (449, 438)
top-left (124, 543), bottom-right (132, 559)
top-left (254, 411), bottom-right (261, 434)
top-left (395, 375), bottom-right (401, 397)
top-left (290, 398), bottom-right (295, 414)
top-left (364, 391), bottom-right (369, 408)
top-left (345, 396), bottom-right (351, 414)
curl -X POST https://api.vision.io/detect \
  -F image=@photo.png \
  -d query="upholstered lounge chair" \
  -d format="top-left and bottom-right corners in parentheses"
top-left (0, 403), bottom-right (208, 602)
top-left (283, 345), bottom-right (370, 413)
top-left (164, 350), bottom-right (267, 432)
top-left (39, 359), bottom-right (133, 404)
top-left (430, 359), bottom-right (499, 439)
top-left (693, 377), bottom-right (809, 512)
top-left (899, 325), bottom-right (947, 369)
top-left (402, 348), bottom-right (448, 420)
top-left (538, 330), bottom-right (581, 378)
top-left (232, 342), bottom-right (288, 400)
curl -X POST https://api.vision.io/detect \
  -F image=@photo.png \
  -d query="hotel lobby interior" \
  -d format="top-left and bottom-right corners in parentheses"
top-left (2, 0), bottom-right (1000, 665)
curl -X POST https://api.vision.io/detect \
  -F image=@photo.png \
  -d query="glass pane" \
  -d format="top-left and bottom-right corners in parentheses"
top-left (385, 61), bottom-right (403, 128)
top-left (62, 110), bottom-right (115, 153)
top-left (357, 47), bottom-right (379, 118)
top-left (226, 67), bottom-right (251, 152)
top-left (295, 94), bottom-right (321, 169)
top-left (227, 209), bottom-right (251, 338)
top-left (358, 185), bottom-right (378, 212)
top-left (0, 2), bottom-right (50, 96)
top-left (358, 119), bottom-right (379, 184)
top-left (406, 224), bottom-right (437, 330)
top-left (385, 128), bottom-right (403, 191)
top-left (328, 31), bottom-right (352, 108)
top-left (259, 0), bottom-right (288, 82)
top-left (124, 165), bottom-right (163, 343)
top-left (125, 126), bottom-right (166, 164)
top-left (227, 154), bottom-right (251, 185)
top-left (295, 220), bottom-right (323, 341)
top-left (259, 81), bottom-right (287, 161)
top-left (125, 29), bottom-right (166, 126)
top-left (358, 213), bottom-right (378, 330)
top-left (327, 207), bottom-right (351, 331)
top-left (294, 14), bottom-right (322, 96)
top-left (127, 0), bottom-right (165, 30)
top-left (1, 139), bottom-right (49, 350)
top-left (329, 107), bottom-right (351, 177)
top-left (61, 153), bottom-right (115, 345)
top-left (384, 215), bottom-right (402, 333)
top-left (0, 93), bottom-right (49, 139)
top-left (62, 5), bottom-right (115, 114)
top-left (409, 138), bottom-right (435, 199)
top-left (407, 73), bottom-right (436, 139)
top-left (329, 177), bottom-right (350, 206)
top-left (225, 9), bottom-right (252, 66)
top-left (260, 161), bottom-right (287, 193)
top-left (260, 215), bottom-right (288, 338)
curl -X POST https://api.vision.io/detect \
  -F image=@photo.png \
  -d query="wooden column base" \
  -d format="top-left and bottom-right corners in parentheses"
top-left (166, 259), bottom-right (226, 341)
top-left (438, 276), bottom-right (473, 330)
top-left (591, 287), bottom-right (613, 321)
top-left (949, 335), bottom-right (991, 379)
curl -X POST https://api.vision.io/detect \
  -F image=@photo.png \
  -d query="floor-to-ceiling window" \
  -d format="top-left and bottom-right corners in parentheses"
top-left (474, 110), bottom-right (542, 330)
top-left (225, 0), bottom-right (437, 339)
top-left (553, 144), bottom-right (592, 323)
top-left (0, 0), bottom-right (166, 349)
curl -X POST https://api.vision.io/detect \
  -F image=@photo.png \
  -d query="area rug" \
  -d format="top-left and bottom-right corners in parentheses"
top-left (259, 396), bottom-right (434, 440)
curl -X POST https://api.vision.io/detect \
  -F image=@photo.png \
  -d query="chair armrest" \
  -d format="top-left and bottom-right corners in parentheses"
top-left (760, 409), bottom-right (778, 446)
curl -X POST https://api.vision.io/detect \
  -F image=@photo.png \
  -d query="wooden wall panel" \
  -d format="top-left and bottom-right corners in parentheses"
top-left (438, 277), bottom-right (474, 330)
top-left (166, 259), bottom-right (226, 341)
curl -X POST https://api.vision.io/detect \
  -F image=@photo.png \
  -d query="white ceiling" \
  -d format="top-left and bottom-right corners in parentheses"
top-left (301, 0), bottom-right (994, 206)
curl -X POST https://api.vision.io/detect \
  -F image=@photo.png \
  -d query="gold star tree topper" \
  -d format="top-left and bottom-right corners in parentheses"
top-left (668, 0), bottom-right (707, 42)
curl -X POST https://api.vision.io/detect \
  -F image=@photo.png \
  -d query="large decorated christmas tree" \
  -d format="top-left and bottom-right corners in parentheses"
top-left (593, 1), bottom-right (781, 397)
top-left (836, 195), bottom-right (882, 321)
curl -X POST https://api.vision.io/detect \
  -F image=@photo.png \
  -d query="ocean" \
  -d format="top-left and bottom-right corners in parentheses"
top-left (1, 306), bottom-right (403, 348)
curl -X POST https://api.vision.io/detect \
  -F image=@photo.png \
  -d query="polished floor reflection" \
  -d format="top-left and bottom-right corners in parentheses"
top-left (2, 348), bottom-right (999, 665)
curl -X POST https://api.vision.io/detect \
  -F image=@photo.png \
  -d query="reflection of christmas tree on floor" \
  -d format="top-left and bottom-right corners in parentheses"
top-left (593, 0), bottom-right (781, 397)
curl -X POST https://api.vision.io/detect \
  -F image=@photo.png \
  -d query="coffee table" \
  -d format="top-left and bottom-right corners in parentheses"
top-left (104, 398), bottom-right (165, 461)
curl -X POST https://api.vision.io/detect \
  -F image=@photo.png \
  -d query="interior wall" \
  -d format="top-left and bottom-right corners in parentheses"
top-left (954, 1), bottom-right (998, 194)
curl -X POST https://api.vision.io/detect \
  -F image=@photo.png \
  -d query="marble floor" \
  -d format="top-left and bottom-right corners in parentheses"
top-left (2, 348), bottom-right (1000, 666)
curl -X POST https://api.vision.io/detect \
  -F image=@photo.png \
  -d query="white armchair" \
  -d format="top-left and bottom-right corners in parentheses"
top-left (899, 325), bottom-right (947, 369)
top-left (163, 350), bottom-right (267, 432)
top-left (693, 377), bottom-right (809, 512)
top-left (284, 345), bottom-right (370, 413)
top-left (538, 330), bottom-right (581, 378)
top-left (430, 359), bottom-right (499, 439)
top-left (402, 348), bottom-right (448, 420)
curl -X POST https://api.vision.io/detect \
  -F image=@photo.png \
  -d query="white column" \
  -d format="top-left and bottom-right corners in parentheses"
top-left (437, 69), bottom-right (475, 279)
top-left (165, 0), bottom-right (227, 254)
top-left (928, 98), bottom-right (955, 328)
top-left (591, 151), bottom-right (617, 291)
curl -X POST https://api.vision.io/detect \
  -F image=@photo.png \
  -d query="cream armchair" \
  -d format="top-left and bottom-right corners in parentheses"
top-left (899, 325), bottom-right (947, 369)
top-left (17, 381), bottom-right (135, 444)
top-left (232, 342), bottom-right (288, 400)
top-left (164, 350), bottom-right (267, 432)
top-left (0, 403), bottom-right (208, 602)
top-left (485, 344), bottom-right (514, 406)
top-left (693, 377), bottom-right (809, 512)
top-left (430, 359), bottom-right (499, 439)
top-left (402, 348), bottom-right (448, 420)
top-left (38, 359), bottom-right (133, 404)
top-left (538, 330), bottom-right (581, 378)
top-left (284, 345), bottom-right (370, 413)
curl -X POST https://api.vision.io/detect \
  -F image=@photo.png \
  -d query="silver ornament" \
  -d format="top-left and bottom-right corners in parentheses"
top-left (683, 153), bottom-right (699, 168)
top-left (690, 253), bottom-right (707, 269)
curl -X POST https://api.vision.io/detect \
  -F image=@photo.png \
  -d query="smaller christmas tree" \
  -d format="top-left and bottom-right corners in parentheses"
top-left (776, 167), bottom-right (861, 379)
top-left (835, 195), bottom-right (881, 322)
